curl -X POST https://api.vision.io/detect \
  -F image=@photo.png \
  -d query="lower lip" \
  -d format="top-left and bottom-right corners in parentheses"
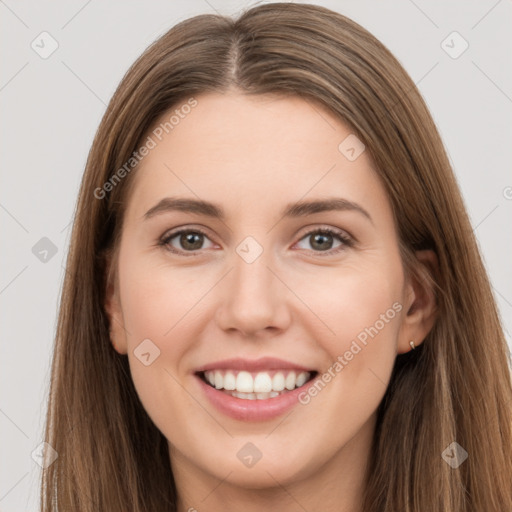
top-left (195, 374), bottom-right (316, 422)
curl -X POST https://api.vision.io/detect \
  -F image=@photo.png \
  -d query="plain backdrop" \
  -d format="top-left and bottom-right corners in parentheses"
top-left (1, 0), bottom-right (511, 509)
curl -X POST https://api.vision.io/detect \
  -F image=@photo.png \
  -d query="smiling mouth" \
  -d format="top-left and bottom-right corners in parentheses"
top-left (197, 369), bottom-right (318, 400)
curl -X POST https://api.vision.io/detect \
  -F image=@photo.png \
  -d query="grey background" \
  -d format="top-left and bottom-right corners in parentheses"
top-left (1, 0), bottom-right (511, 509)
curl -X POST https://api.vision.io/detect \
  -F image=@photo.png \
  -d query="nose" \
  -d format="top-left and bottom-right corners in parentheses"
top-left (215, 248), bottom-right (292, 338)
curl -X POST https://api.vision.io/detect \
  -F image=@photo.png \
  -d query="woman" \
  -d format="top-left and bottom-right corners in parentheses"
top-left (41, 3), bottom-right (512, 511)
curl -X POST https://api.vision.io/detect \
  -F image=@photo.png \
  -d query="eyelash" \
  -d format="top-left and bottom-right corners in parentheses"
top-left (158, 226), bottom-right (354, 257)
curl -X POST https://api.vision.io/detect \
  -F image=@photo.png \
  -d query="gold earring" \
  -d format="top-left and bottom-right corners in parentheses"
top-left (409, 340), bottom-right (415, 350)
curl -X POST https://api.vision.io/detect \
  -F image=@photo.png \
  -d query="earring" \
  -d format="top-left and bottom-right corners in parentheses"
top-left (409, 340), bottom-right (415, 350)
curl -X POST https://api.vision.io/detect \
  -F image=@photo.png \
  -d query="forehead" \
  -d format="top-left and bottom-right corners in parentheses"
top-left (124, 92), bottom-right (390, 224)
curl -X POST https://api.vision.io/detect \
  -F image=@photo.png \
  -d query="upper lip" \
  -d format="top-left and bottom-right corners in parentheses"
top-left (194, 357), bottom-right (316, 373)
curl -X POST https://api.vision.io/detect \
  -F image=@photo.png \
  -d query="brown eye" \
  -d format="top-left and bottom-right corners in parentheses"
top-left (177, 232), bottom-right (204, 251)
top-left (160, 229), bottom-right (215, 255)
top-left (295, 228), bottom-right (352, 255)
top-left (309, 232), bottom-right (335, 251)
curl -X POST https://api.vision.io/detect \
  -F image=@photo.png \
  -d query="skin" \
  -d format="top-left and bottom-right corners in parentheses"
top-left (106, 91), bottom-right (437, 512)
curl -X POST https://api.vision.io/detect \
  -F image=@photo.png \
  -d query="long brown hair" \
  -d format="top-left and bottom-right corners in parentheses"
top-left (41, 3), bottom-right (512, 510)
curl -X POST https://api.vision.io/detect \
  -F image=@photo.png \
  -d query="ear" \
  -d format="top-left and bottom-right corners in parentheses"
top-left (397, 250), bottom-right (438, 354)
top-left (104, 254), bottom-right (128, 355)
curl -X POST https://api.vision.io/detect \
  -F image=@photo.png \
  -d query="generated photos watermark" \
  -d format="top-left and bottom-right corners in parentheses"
top-left (298, 301), bottom-right (403, 405)
top-left (94, 97), bottom-right (198, 200)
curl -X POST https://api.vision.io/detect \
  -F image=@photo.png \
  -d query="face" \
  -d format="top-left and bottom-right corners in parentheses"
top-left (106, 92), bottom-right (429, 493)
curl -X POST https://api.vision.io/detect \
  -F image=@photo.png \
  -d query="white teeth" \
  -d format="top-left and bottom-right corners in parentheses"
top-left (232, 391), bottom-right (256, 400)
top-left (203, 369), bottom-right (312, 395)
top-left (285, 371), bottom-right (296, 390)
top-left (254, 372), bottom-right (272, 393)
top-left (272, 372), bottom-right (285, 391)
top-left (236, 371), bottom-right (253, 393)
top-left (223, 371), bottom-right (236, 391)
top-left (296, 371), bottom-right (309, 387)
top-left (230, 390), bottom-right (283, 400)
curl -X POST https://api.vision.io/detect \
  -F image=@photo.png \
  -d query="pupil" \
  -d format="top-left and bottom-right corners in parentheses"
top-left (312, 233), bottom-right (332, 251)
top-left (181, 232), bottom-right (203, 250)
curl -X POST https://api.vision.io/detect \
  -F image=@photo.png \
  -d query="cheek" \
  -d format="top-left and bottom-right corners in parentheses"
top-left (119, 257), bottom-right (204, 343)
top-left (299, 261), bottom-right (403, 350)
top-left (293, 265), bottom-right (403, 437)
top-left (296, 258), bottom-right (403, 405)
top-left (116, 256), bottom-right (202, 413)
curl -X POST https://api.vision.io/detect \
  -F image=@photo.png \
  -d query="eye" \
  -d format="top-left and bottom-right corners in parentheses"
top-left (293, 227), bottom-right (353, 255)
top-left (159, 228), bottom-right (216, 256)
top-left (158, 226), bottom-right (353, 257)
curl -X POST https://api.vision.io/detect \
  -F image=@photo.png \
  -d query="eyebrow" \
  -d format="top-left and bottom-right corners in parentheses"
top-left (143, 196), bottom-right (373, 224)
